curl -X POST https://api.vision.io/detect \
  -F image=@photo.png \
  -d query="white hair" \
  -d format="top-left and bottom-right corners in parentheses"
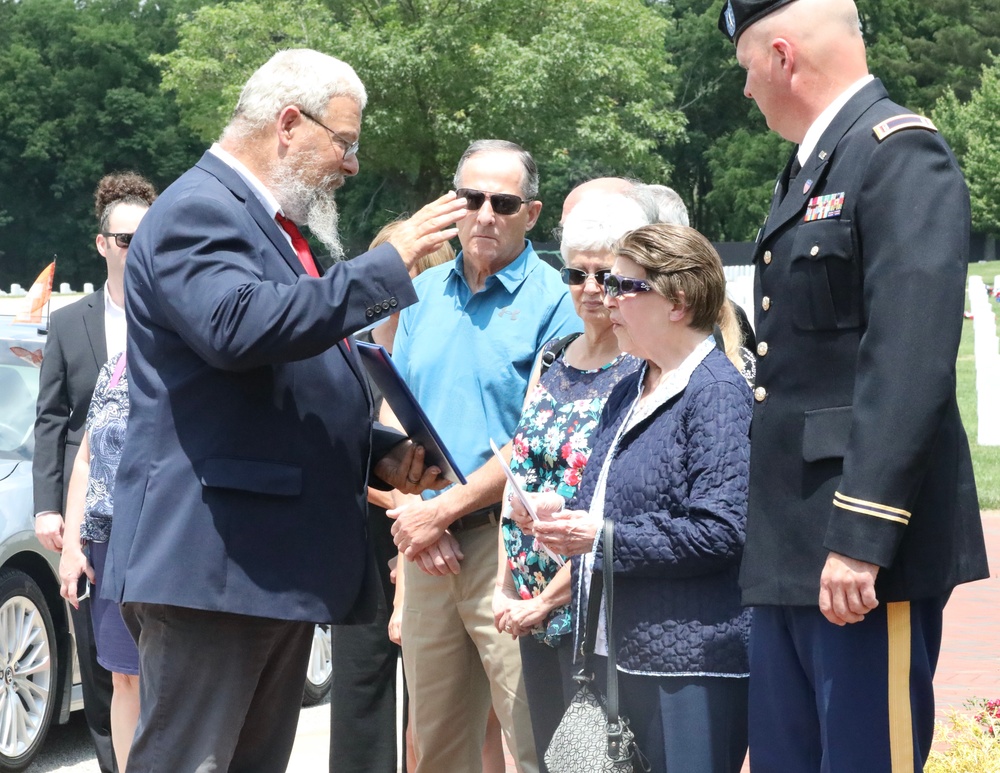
top-left (628, 184), bottom-right (690, 227)
top-left (560, 194), bottom-right (650, 262)
top-left (222, 49), bottom-right (367, 142)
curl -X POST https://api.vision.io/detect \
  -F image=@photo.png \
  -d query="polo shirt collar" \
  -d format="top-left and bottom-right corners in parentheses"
top-left (451, 240), bottom-right (536, 293)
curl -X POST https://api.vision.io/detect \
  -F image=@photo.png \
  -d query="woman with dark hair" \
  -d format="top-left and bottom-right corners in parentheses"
top-left (58, 171), bottom-right (156, 773)
top-left (512, 223), bottom-right (752, 772)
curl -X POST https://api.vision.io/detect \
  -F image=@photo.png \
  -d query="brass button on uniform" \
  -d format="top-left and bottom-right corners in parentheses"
top-left (754, 386), bottom-right (767, 403)
top-left (762, 296), bottom-right (771, 311)
top-left (810, 245), bottom-right (820, 256)
top-left (763, 250), bottom-right (772, 265)
top-left (757, 341), bottom-right (769, 357)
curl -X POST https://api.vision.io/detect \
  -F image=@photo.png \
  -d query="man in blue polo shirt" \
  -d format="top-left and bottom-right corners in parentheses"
top-left (390, 139), bottom-right (581, 772)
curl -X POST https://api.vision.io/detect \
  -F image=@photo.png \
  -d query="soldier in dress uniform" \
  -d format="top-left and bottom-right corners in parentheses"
top-left (717, 0), bottom-right (989, 770)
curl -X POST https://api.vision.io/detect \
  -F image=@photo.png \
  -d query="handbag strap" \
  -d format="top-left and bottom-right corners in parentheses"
top-left (601, 518), bottom-right (621, 727)
top-left (581, 520), bottom-right (622, 722)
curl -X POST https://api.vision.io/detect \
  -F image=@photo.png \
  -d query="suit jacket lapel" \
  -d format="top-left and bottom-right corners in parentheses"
top-left (195, 151), bottom-right (306, 279)
top-left (83, 288), bottom-right (107, 369)
top-left (761, 79), bottom-right (889, 243)
top-left (194, 152), bottom-right (370, 404)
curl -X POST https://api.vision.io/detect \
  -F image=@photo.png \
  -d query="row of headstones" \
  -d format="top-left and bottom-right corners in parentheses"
top-left (1, 283), bottom-right (97, 296)
top-left (969, 275), bottom-right (1000, 446)
top-left (723, 266), bottom-right (755, 331)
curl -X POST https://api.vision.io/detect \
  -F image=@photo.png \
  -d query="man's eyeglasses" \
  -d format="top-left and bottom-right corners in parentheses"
top-left (603, 274), bottom-right (655, 298)
top-left (101, 232), bottom-right (135, 249)
top-left (300, 110), bottom-right (359, 159)
top-left (455, 188), bottom-right (532, 216)
top-left (560, 267), bottom-right (612, 287)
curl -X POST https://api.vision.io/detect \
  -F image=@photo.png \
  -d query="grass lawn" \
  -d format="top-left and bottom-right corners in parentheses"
top-left (960, 260), bottom-right (1000, 509)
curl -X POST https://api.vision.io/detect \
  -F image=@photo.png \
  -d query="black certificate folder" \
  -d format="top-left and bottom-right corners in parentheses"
top-left (356, 341), bottom-right (468, 485)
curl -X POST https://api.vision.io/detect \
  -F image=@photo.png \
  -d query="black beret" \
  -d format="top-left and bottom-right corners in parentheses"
top-left (718, 0), bottom-right (799, 44)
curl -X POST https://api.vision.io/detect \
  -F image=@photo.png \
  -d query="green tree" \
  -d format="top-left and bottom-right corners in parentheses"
top-left (0, 0), bottom-right (206, 290)
top-left (157, 0), bottom-right (685, 253)
top-left (934, 57), bottom-right (1000, 235)
top-left (860, 0), bottom-right (1000, 112)
top-left (655, 0), bottom-right (1000, 241)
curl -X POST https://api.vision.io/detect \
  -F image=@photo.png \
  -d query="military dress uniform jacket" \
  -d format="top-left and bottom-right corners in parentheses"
top-left (740, 78), bottom-right (988, 607)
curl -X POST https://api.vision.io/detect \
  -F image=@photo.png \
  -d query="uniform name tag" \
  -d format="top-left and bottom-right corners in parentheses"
top-left (804, 192), bottom-right (845, 222)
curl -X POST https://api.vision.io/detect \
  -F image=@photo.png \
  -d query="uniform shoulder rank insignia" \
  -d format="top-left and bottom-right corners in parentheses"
top-left (804, 192), bottom-right (845, 222)
top-left (873, 114), bottom-right (938, 142)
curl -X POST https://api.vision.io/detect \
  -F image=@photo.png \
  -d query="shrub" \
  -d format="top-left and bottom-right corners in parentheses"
top-left (925, 699), bottom-right (1000, 773)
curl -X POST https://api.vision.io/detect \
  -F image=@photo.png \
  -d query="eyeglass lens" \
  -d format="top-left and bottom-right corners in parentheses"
top-left (455, 188), bottom-right (526, 216)
top-left (560, 267), bottom-right (612, 286)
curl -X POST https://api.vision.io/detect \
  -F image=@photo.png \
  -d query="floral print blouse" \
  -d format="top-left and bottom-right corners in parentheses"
top-left (81, 352), bottom-right (128, 543)
top-left (503, 337), bottom-right (639, 646)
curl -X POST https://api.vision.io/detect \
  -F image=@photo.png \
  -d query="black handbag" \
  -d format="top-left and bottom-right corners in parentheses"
top-left (544, 519), bottom-right (650, 773)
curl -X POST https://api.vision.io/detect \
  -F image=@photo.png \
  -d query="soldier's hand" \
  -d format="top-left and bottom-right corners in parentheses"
top-left (818, 551), bottom-right (880, 625)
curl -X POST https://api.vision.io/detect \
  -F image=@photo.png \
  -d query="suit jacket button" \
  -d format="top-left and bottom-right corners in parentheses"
top-left (763, 250), bottom-right (772, 265)
top-left (381, 300), bottom-right (391, 311)
top-left (389, 297), bottom-right (398, 308)
top-left (365, 307), bottom-right (374, 319)
top-left (754, 386), bottom-right (767, 402)
top-left (757, 341), bottom-right (769, 357)
top-left (762, 296), bottom-right (771, 311)
top-left (810, 245), bottom-right (820, 256)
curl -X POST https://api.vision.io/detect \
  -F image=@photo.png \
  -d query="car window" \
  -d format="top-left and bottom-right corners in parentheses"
top-left (0, 352), bottom-right (40, 461)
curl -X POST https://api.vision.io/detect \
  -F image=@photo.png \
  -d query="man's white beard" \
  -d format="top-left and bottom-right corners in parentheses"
top-left (270, 156), bottom-right (345, 262)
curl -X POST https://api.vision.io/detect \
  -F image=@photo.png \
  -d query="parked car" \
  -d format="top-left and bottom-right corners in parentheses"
top-left (0, 316), bottom-right (83, 772)
top-left (303, 624), bottom-right (332, 705)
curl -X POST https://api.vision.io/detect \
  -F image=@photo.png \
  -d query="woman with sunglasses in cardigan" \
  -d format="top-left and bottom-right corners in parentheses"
top-left (510, 224), bottom-right (753, 772)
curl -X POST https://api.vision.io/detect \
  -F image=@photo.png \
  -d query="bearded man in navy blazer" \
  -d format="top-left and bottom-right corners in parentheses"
top-left (104, 49), bottom-right (466, 772)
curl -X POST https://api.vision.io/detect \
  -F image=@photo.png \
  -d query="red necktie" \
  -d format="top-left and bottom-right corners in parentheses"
top-left (275, 213), bottom-right (320, 278)
top-left (275, 212), bottom-right (350, 351)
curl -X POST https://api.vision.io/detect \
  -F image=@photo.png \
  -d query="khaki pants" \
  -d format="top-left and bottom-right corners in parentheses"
top-left (402, 524), bottom-right (538, 773)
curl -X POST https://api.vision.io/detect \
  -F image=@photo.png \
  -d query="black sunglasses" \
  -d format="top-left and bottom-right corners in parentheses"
top-left (603, 274), bottom-right (655, 298)
top-left (560, 267), bottom-right (612, 287)
top-left (101, 232), bottom-right (135, 249)
top-left (455, 188), bottom-right (532, 216)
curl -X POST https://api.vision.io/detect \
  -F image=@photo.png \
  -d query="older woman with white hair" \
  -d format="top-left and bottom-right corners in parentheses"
top-left (492, 192), bottom-right (647, 768)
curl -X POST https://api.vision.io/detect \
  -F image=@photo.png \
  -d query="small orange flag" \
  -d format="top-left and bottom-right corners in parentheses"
top-left (13, 261), bottom-right (55, 325)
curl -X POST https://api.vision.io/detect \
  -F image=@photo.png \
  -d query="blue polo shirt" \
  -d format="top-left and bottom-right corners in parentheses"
top-left (393, 241), bottom-right (582, 490)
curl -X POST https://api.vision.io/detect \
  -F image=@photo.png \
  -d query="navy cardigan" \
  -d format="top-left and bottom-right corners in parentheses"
top-left (570, 347), bottom-right (752, 676)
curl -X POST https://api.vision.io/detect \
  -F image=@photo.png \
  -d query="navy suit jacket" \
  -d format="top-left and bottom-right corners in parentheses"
top-left (105, 151), bottom-right (417, 624)
top-left (33, 289), bottom-right (107, 514)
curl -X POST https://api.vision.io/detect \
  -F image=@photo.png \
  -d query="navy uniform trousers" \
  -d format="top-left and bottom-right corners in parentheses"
top-left (748, 598), bottom-right (944, 773)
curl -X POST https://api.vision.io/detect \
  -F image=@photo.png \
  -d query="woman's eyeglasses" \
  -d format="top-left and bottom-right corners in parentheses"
top-left (559, 267), bottom-right (612, 287)
top-left (101, 232), bottom-right (135, 249)
top-left (455, 188), bottom-right (531, 216)
top-left (603, 274), bottom-right (654, 298)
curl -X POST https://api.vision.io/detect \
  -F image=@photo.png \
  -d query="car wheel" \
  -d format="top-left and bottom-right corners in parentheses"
top-left (0, 569), bottom-right (58, 773)
top-left (302, 624), bottom-right (332, 706)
